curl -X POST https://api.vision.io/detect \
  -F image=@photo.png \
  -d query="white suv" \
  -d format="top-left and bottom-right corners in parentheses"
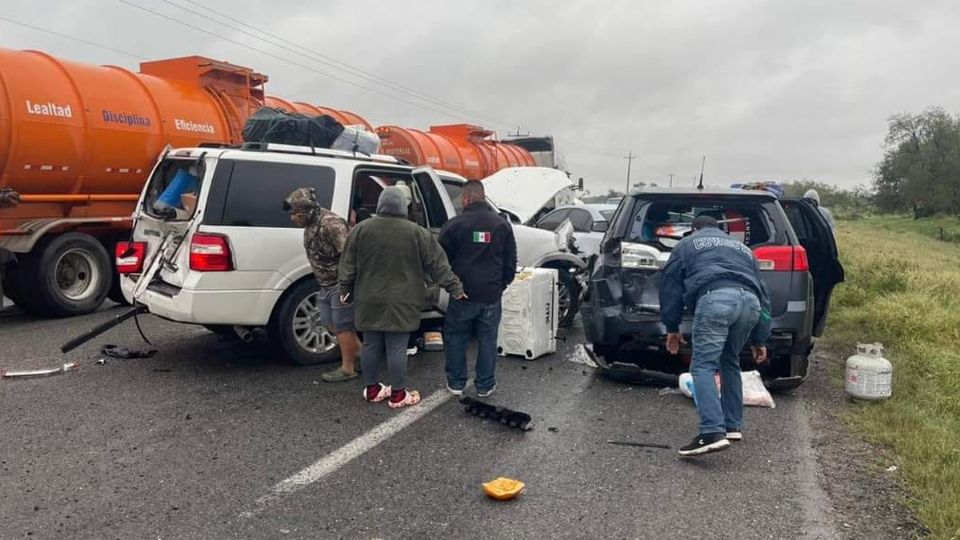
top-left (120, 144), bottom-right (586, 365)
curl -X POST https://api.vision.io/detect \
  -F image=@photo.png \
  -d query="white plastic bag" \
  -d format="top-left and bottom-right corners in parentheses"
top-left (741, 370), bottom-right (776, 408)
top-left (677, 370), bottom-right (775, 408)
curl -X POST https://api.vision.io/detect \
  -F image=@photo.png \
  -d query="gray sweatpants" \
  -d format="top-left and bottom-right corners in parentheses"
top-left (361, 331), bottom-right (410, 390)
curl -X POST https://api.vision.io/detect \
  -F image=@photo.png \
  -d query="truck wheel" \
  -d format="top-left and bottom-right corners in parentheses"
top-left (23, 233), bottom-right (113, 317)
top-left (269, 278), bottom-right (340, 366)
top-left (2, 256), bottom-right (23, 308)
top-left (2, 256), bottom-right (45, 314)
top-left (555, 268), bottom-right (581, 328)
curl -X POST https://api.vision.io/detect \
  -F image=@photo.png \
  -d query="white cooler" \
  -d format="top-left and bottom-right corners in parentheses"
top-left (497, 267), bottom-right (559, 360)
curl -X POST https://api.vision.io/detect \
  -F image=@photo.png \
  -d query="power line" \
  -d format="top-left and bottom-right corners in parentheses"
top-left (173, 0), bottom-right (517, 128)
top-left (114, 0), bottom-right (511, 127)
top-left (121, 0), bottom-right (516, 130)
top-left (0, 16), bottom-right (147, 60)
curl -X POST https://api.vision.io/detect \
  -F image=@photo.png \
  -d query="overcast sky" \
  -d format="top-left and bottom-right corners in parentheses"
top-left (4, 0), bottom-right (959, 194)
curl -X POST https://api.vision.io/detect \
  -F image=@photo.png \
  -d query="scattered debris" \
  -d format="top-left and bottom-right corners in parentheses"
top-left (886, 465), bottom-right (898, 473)
top-left (482, 477), bottom-right (525, 501)
top-left (658, 387), bottom-right (682, 396)
top-left (2, 362), bottom-right (78, 380)
top-left (607, 440), bottom-right (671, 450)
top-left (567, 344), bottom-right (599, 368)
top-left (461, 397), bottom-right (532, 431)
top-left (60, 305), bottom-right (148, 353)
top-left (547, 427), bottom-right (559, 433)
top-left (101, 344), bottom-right (157, 359)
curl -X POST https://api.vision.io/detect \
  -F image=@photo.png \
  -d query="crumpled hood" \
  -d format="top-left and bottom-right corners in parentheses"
top-left (481, 167), bottom-right (576, 224)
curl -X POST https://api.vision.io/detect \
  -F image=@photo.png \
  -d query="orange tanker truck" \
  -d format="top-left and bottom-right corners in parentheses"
top-left (0, 48), bottom-right (537, 317)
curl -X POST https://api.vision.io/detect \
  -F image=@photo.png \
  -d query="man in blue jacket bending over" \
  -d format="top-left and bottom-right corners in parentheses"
top-left (660, 215), bottom-right (772, 457)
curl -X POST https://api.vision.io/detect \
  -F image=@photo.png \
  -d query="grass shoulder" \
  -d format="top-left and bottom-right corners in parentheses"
top-left (820, 218), bottom-right (960, 539)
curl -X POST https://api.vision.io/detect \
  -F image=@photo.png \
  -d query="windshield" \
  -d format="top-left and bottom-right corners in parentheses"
top-left (441, 178), bottom-right (500, 216)
top-left (143, 158), bottom-right (204, 221)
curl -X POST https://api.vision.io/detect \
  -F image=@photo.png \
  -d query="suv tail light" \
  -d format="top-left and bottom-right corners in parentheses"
top-left (115, 241), bottom-right (146, 274)
top-left (754, 245), bottom-right (809, 272)
top-left (620, 242), bottom-right (661, 270)
top-left (189, 233), bottom-right (233, 272)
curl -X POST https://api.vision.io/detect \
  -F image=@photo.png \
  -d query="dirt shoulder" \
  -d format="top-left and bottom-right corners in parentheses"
top-left (801, 347), bottom-right (926, 538)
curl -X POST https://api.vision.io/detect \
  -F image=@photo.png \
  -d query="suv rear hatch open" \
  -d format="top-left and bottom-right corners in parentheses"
top-left (126, 154), bottom-right (210, 297)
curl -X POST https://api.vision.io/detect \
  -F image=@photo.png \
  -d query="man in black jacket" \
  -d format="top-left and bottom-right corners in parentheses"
top-left (439, 181), bottom-right (517, 398)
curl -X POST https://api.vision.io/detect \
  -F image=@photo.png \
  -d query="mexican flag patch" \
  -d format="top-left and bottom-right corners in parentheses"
top-left (472, 231), bottom-right (492, 243)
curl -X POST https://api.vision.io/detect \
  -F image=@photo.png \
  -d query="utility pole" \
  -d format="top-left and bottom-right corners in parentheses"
top-left (624, 151), bottom-right (636, 193)
top-left (668, 173), bottom-right (676, 187)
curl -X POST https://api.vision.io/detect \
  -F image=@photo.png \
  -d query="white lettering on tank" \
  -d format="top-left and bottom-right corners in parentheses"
top-left (174, 118), bottom-right (216, 134)
top-left (25, 100), bottom-right (73, 118)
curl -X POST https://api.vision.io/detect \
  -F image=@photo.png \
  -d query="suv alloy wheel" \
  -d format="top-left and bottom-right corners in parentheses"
top-left (270, 279), bottom-right (341, 365)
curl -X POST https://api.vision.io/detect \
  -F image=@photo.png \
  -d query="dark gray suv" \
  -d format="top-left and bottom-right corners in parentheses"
top-left (581, 188), bottom-right (843, 389)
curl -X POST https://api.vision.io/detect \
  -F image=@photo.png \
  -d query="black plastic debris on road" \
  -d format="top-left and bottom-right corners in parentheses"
top-left (607, 440), bottom-right (671, 450)
top-left (460, 397), bottom-right (532, 431)
top-left (101, 344), bottom-right (158, 359)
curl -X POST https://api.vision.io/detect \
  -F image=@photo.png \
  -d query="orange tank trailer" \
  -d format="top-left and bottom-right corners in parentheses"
top-left (376, 123), bottom-right (536, 180)
top-left (0, 48), bottom-right (371, 316)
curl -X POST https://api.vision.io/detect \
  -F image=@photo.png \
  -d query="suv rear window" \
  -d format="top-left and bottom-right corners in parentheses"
top-left (143, 158), bottom-right (205, 222)
top-left (213, 160), bottom-right (335, 227)
top-left (627, 197), bottom-right (781, 250)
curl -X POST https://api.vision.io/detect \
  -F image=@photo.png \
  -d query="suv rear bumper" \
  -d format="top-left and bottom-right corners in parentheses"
top-left (582, 303), bottom-right (812, 387)
top-left (120, 274), bottom-right (280, 326)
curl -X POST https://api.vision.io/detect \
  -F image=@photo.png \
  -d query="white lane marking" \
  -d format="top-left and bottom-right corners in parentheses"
top-left (241, 389), bottom-right (453, 518)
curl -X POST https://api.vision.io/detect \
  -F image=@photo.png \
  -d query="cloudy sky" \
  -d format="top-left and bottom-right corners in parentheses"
top-left (3, 0), bottom-right (959, 194)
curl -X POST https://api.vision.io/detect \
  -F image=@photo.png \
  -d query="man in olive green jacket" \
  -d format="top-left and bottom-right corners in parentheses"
top-left (339, 186), bottom-right (465, 409)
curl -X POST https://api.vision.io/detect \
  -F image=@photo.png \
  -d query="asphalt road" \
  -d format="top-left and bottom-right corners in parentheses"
top-left (0, 305), bottom-right (842, 539)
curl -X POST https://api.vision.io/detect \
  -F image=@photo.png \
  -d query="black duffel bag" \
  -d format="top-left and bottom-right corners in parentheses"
top-left (242, 107), bottom-right (344, 148)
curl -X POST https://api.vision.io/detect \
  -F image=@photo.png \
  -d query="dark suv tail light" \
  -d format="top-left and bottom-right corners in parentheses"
top-left (189, 233), bottom-right (233, 272)
top-left (115, 241), bottom-right (146, 274)
top-left (754, 245), bottom-right (809, 272)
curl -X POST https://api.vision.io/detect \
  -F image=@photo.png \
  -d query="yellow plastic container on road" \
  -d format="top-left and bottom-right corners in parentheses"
top-left (482, 477), bottom-right (525, 500)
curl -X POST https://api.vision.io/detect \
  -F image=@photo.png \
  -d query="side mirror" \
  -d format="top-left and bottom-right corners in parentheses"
top-left (591, 221), bottom-right (609, 233)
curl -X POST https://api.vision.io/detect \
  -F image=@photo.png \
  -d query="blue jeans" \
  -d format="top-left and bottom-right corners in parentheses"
top-left (444, 300), bottom-right (502, 392)
top-left (691, 288), bottom-right (761, 435)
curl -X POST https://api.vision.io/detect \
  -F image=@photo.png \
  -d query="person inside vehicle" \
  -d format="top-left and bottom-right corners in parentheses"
top-left (803, 189), bottom-right (836, 232)
top-left (339, 187), bottom-right (465, 409)
top-left (439, 180), bottom-right (517, 398)
top-left (659, 215), bottom-right (772, 457)
top-left (285, 187), bottom-right (363, 383)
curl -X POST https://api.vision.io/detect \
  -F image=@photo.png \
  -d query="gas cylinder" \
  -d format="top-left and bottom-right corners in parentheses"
top-left (845, 343), bottom-right (893, 400)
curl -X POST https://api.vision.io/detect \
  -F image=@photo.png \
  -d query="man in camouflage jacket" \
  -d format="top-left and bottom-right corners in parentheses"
top-left (285, 187), bottom-right (362, 382)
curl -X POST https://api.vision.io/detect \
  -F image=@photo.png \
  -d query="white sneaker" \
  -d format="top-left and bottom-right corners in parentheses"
top-left (477, 384), bottom-right (496, 398)
top-left (406, 346), bottom-right (418, 356)
top-left (445, 384), bottom-right (464, 396)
